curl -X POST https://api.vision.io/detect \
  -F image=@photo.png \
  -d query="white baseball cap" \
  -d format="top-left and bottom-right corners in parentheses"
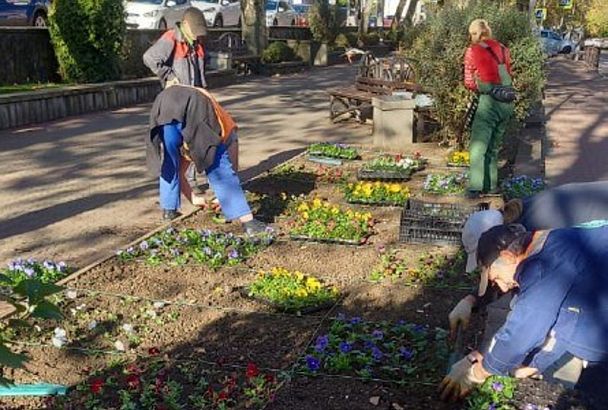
top-left (462, 210), bottom-right (504, 275)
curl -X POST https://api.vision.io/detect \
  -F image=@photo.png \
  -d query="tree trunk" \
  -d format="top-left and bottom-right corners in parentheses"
top-left (391, 0), bottom-right (408, 29)
top-left (377, 0), bottom-right (384, 29)
top-left (403, 0), bottom-right (418, 23)
top-left (240, 0), bottom-right (267, 56)
top-left (357, 0), bottom-right (369, 35)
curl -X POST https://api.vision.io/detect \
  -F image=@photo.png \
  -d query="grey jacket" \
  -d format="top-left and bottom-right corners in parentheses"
top-left (143, 24), bottom-right (207, 88)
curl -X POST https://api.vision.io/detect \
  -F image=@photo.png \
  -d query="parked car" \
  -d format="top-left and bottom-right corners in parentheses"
top-left (265, 0), bottom-right (296, 26)
top-left (0, 0), bottom-right (49, 27)
top-left (538, 29), bottom-right (575, 56)
top-left (125, 0), bottom-right (190, 30)
top-left (192, 0), bottom-right (240, 27)
top-left (292, 3), bottom-right (310, 27)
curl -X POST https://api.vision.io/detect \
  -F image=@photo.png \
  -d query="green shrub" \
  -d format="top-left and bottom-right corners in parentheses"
top-left (334, 33), bottom-right (352, 49)
top-left (360, 31), bottom-right (380, 46)
top-left (586, 0), bottom-right (608, 37)
top-left (309, 0), bottom-right (339, 44)
top-left (261, 41), bottom-right (298, 64)
top-left (406, 0), bottom-right (545, 143)
top-left (49, 0), bottom-right (126, 83)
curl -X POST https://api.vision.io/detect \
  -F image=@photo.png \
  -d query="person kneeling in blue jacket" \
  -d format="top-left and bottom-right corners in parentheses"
top-left (439, 224), bottom-right (608, 403)
top-left (147, 85), bottom-right (266, 235)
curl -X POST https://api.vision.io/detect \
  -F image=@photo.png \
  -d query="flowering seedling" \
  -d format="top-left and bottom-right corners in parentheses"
top-left (501, 175), bottom-right (545, 199)
top-left (362, 153), bottom-right (427, 174)
top-left (299, 315), bottom-right (449, 383)
top-left (423, 173), bottom-right (468, 195)
top-left (2, 258), bottom-right (69, 285)
top-left (447, 151), bottom-right (470, 167)
top-left (370, 249), bottom-right (469, 286)
top-left (466, 376), bottom-right (516, 410)
top-left (344, 182), bottom-right (410, 206)
top-left (117, 228), bottom-right (273, 268)
top-left (247, 267), bottom-right (339, 313)
top-left (52, 358), bottom-right (280, 409)
top-left (289, 198), bottom-right (374, 244)
top-left (307, 142), bottom-right (359, 160)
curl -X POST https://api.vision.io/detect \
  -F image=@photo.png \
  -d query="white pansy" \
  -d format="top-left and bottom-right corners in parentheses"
top-left (114, 340), bottom-right (126, 352)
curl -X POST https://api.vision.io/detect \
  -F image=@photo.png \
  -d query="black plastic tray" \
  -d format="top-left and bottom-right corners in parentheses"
top-left (289, 234), bottom-right (368, 246)
top-left (357, 168), bottom-right (412, 181)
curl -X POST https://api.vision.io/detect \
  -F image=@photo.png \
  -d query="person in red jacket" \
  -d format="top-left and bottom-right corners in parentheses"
top-left (463, 19), bottom-right (515, 197)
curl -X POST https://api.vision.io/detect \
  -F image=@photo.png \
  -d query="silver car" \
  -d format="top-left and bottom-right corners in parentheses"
top-left (266, 0), bottom-right (296, 26)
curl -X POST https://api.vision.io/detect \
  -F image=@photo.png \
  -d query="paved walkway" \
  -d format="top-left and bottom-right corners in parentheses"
top-left (544, 57), bottom-right (608, 186)
top-left (0, 65), bottom-right (370, 268)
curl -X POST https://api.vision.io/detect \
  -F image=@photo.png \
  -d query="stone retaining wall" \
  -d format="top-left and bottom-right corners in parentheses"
top-left (0, 71), bottom-right (235, 130)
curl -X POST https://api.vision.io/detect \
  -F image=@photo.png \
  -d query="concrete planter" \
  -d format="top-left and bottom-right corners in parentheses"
top-left (259, 61), bottom-right (308, 76)
top-left (0, 71), bottom-right (236, 130)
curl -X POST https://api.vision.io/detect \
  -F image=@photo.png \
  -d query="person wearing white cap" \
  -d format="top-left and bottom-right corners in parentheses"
top-left (440, 224), bottom-right (608, 403)
top-left (448, 181), bottom-right (608, 338)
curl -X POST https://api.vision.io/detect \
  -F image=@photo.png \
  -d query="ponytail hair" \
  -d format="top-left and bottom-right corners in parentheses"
top-left (468, 19), bottom-right (492, 44)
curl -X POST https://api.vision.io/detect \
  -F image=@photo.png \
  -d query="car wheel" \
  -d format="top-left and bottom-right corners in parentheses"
top-left (291, 19), bottom-right (295, 26)
top-left (159, 19), bottom-right (167, 30)
top-left (272, 18), bottom-right (278, 26)
top-left (214, 15), bottom-right (223, 27)
top-left (237, 17), bottom-right (242, 27)
top-left (561, 46), bottom-right (572, 54)
top-left (32, 11), bottom-right (47, 27)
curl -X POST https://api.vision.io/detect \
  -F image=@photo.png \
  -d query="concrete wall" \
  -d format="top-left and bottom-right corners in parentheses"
top-left (0, 27), bottom-right (314, 85)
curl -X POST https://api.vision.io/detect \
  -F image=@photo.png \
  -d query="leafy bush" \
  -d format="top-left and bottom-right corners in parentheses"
top-left (360, 31), bottom-right (380, 46)
top-left (334, 33), bottom-right (352, 49)
top-left (261, 41), bottom-right (298, 64)
top-left (406, 1), bottom-right (545, 143)
top-left (49, 0), bottom-right (126, 83)
top-left (308, 0), bottom-right (339, 44)
top-left (586, 0), bottom-right (608, 37)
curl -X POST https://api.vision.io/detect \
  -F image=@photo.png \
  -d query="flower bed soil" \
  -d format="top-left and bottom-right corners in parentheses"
top-left (1, 142), bottom-right (592, 410)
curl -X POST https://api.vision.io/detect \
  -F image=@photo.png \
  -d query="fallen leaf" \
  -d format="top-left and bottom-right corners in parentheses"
top-left (369, 396), bottom-right (380, 406)
top-left (392, 403), bottom-right (404, 410)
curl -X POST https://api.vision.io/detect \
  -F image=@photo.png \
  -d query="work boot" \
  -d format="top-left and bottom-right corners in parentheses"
top-left (243, 219), bottom-right (267, 235)
top-left (162, 210), bottom-right (180, 221)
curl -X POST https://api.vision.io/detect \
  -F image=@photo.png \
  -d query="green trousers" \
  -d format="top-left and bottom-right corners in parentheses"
top-left (468, 94), bottom-right (514, 192)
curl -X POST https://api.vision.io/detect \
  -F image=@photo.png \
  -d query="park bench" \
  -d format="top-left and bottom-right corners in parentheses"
top-left (329, 53), bottom-right (430, 124)
top-left (207, 32), bottom-right (260, 75)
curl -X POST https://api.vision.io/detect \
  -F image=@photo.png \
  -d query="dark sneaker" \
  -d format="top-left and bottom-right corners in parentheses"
top-left (465, 190), bottom-right (481, 199)
top-left (243, 219), bottom-right (267, 235)
top-left (162, 210), bottom-right (181, 221)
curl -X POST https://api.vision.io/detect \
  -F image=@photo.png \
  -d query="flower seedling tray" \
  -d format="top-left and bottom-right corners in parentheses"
top-left (237, 287), bottom-right (337, 314)
top-left (357, 169), bottom-right (412, 181)
top-left (346, 198), bottom-right (406, 207)
top-left (289, 234), bottom-right (368, 246)
top-left (446, 162), bottom-right (469, 168)
top-left (399, 199), bottom-right (489, 245)
top-left (307, 155), bottom-right (344, 166)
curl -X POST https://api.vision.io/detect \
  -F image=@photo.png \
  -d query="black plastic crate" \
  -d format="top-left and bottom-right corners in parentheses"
top-left (399, 199), bottom-right (489, 245)
top-left (357, 168), bottom-right (412, 181)
top-left (406, 199), bottom-right (488, 220)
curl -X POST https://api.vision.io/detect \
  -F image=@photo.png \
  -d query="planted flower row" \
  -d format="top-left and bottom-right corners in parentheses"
top-left (289, 199), bottom-right (374, 244)
top-left (343, 181), bottom-right (410, 206)
top-left (370, 249), bottom-right (469, 287)
top-left (2, 258), bottom-right (69, 286)
top-left (246, 267), bottom-right (339, 313)
top-left (300, 315), bottom-right (448, 383)
top-left (117, 228), bottom-right (273, 268)
top-left (50, 357), bottom-right (279, 410)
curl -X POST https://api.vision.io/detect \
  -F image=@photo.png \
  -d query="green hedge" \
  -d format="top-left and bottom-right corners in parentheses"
top-left (406, 0), bottom-right (545, 144)
top-left (49, 0), bottom-right (126, 83)
top-left (261, 41), bottom-right (298, 64)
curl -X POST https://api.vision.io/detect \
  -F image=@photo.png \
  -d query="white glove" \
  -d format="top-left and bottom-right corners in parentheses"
top-left (448, 295), bottom-right (475, 338)
top-left (439, 354), bottom-right (487, 402)
top-left (165, 77), bottom-right (180, 88)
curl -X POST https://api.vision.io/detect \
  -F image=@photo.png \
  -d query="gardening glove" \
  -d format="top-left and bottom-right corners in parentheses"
top-left (439, 354), bottom-right (486, 402)
top-left (448, 295), bottom-right (475, 339)
top-left (165, 77), bottom-right (180, 88)
top-left (513, 366), bottom-right (540, 379)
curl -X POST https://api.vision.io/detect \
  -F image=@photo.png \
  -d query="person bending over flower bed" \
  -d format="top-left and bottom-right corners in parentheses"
top-left (147, 85), bottom-right (266, 235)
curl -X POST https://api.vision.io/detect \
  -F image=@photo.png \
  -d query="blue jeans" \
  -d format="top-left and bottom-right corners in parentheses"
top-left (159, 122), bottom-right (251, 220)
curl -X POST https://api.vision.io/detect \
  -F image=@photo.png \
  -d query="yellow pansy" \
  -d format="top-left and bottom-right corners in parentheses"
top-left (295, 289), bottom-right (308, 298)
top-left (312, 198), bottom-right (322, 209)
top-left (301, 211), bottom-right (309, 220)
top-left (389, 184), bottom-right (401, 193)
top-left (297, 203), bottom-right (309, 212)
top-left (295, 271), bottom-right (305, 281)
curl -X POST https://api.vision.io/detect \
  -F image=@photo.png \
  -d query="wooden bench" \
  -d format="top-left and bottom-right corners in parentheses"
top-left (329, 53), bottom-right (430, 123)
top-left (208, 32), bottom-right (260, 75)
